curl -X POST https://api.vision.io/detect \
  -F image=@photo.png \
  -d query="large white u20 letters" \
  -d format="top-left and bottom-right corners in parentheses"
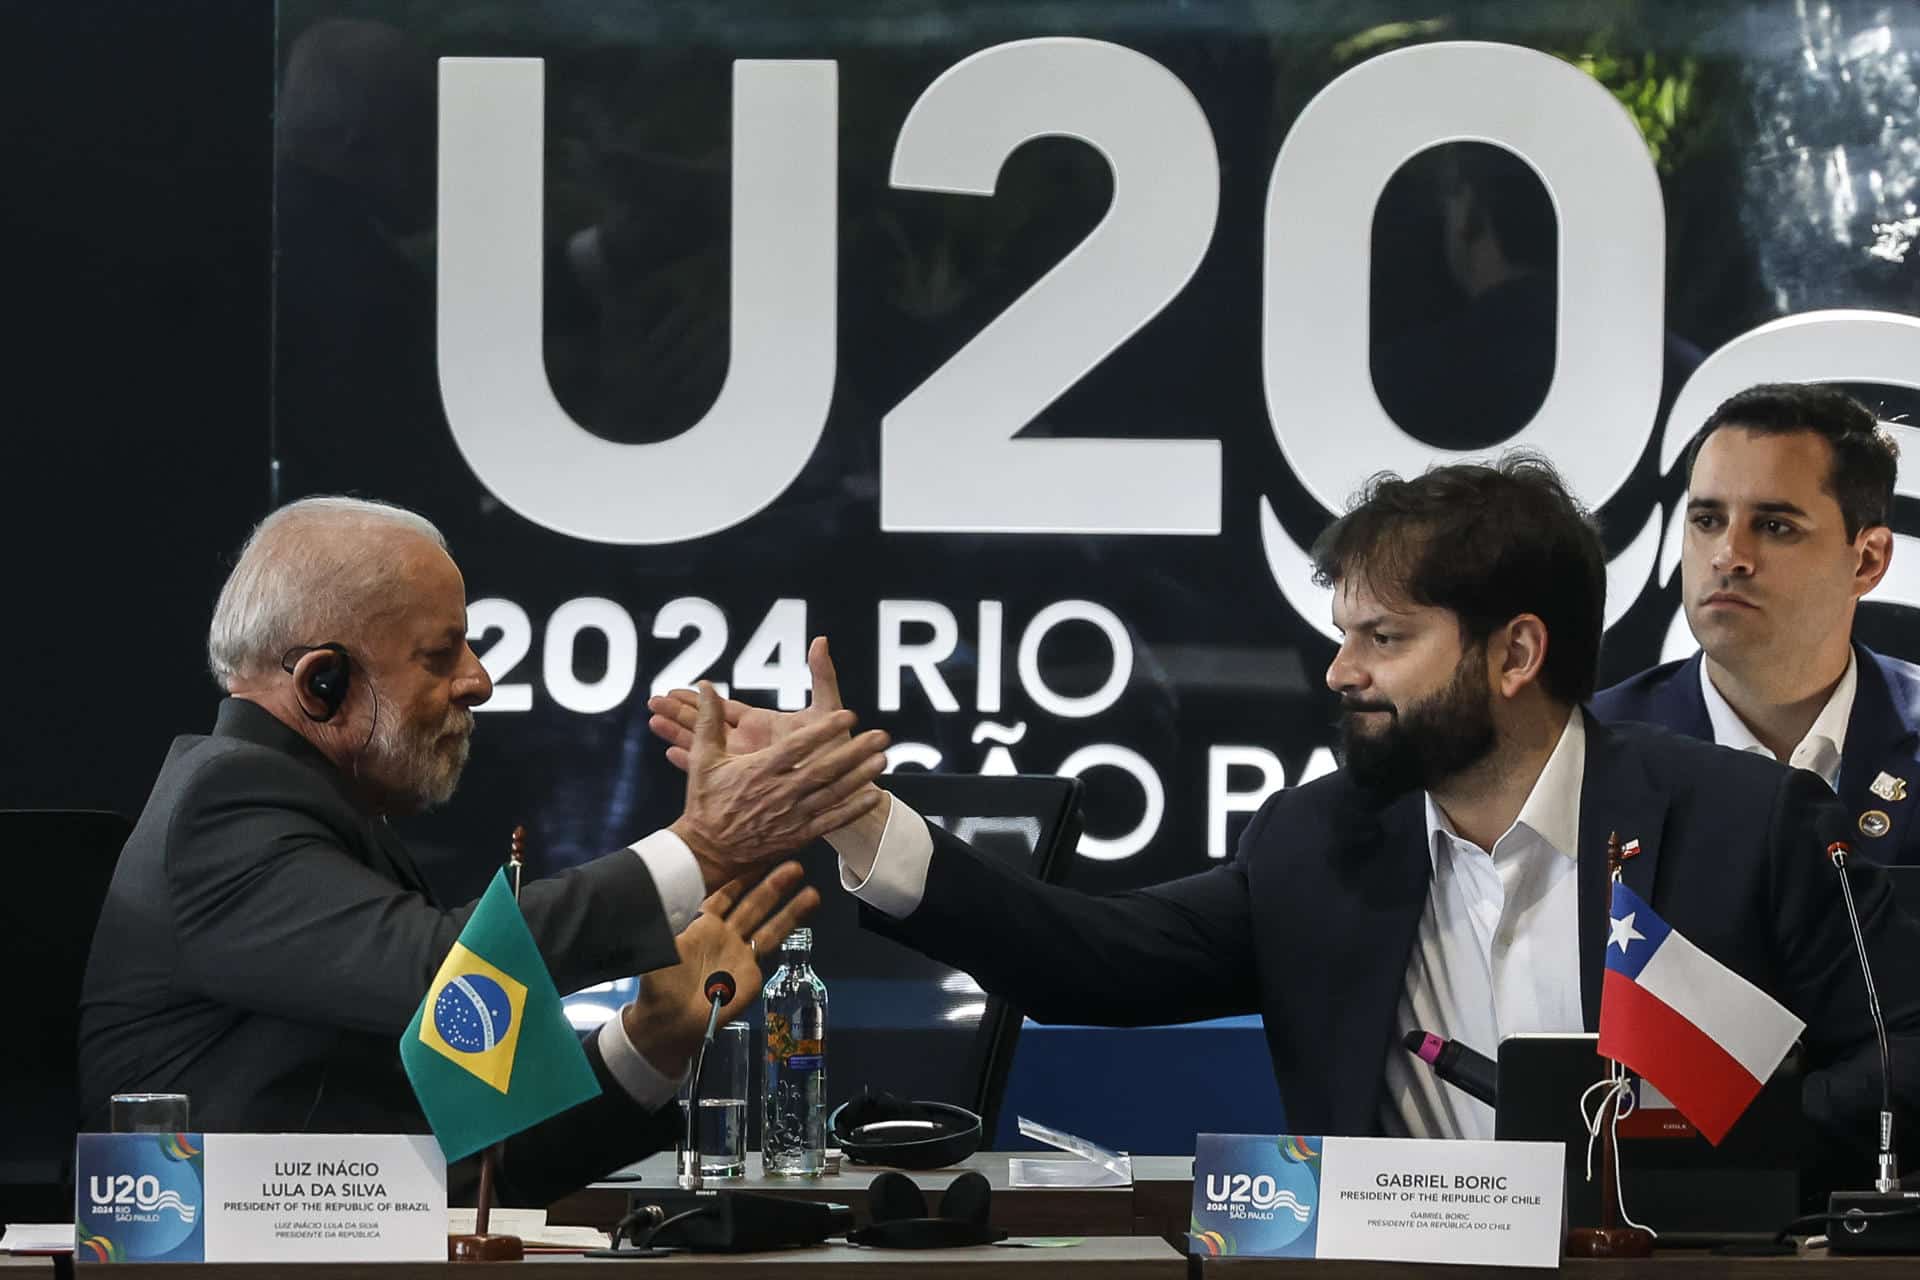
top-left (1258, 42), bottom-right (1667, 640)
top-left (436, 41), bottom-right (1919, 627)
top-left (881, 38), bottom-right (1223, 534)
top-left (437, 58), bottom-right (837, 545)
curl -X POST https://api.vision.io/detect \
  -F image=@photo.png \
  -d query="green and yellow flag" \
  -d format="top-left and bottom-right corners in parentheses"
top-left (399, 870), bottom-right (600, 1162)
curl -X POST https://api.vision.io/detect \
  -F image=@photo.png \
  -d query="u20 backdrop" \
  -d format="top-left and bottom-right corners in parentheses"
top-left (273, 1), bottom-right (1920, 902)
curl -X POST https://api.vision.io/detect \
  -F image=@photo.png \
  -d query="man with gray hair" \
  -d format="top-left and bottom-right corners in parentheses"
top-left (81, 497), bottom-right (888, 1205)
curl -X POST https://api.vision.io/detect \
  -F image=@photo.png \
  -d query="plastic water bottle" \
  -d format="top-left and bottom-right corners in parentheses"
top-left (761, 927), bottom-right (827, 1176)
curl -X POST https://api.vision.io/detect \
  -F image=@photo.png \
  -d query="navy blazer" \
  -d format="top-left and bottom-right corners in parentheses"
top-left (864, 713), bottom-right (1920, 1163)
top-left (1594, 643), bottom-right (1920, 865)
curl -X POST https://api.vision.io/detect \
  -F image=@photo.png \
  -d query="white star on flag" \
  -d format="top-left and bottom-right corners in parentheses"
top-left (1608, 912), bottom-right (1645, 953)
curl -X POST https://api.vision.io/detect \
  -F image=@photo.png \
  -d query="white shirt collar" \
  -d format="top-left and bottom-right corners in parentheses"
top-left (1698, 650), bottom-right (1855, 790)
top-left (1423, 710), bottom-right (1585, 862)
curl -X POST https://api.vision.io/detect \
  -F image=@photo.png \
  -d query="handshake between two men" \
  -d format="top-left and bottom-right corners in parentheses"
top-left (635, 636), bottom-right (890, 1069)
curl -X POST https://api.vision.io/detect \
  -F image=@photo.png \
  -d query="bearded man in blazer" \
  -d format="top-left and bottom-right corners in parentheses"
top-left (653, 455), bottom-right (1920, 1179)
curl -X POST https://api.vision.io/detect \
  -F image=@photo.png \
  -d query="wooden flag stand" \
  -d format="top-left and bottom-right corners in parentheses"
top-left (1565, 832), bottom-right (1655, 1261)
top-left (448, 1146), bottom-right (523, 1261)
top-left (449, 827), bottom-right (531, 1263)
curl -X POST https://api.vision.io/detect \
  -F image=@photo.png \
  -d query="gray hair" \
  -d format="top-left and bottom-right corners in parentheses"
top-left (208, 496), bottom-right (447, 688)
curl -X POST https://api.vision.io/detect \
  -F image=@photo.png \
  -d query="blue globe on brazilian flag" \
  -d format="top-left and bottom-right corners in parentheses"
top-left (400, 870), bottom-right (600, 1162)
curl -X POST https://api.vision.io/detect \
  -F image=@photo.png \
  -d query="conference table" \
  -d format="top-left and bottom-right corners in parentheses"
top-left (3, 1239), bottom-right (1184, 1277)
top-left (9, 1239), bottom-right (1915, 1275)
top-left (7, 1152), bottom-right (1908, 1274)
top-left (545, 1151), bottom-right (1196, 1239)
top-left (541, 1152), bottom-right (1900, 1274)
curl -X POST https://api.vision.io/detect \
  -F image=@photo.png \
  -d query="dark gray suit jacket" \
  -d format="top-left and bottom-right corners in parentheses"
top-left (80, 698), bottom-right (682, 1207)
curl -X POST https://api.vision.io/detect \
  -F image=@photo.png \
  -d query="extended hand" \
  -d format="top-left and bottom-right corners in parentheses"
top-left (658, 639), bottom-right (889, 882)
top-left (624, 862), bottom-right (821, 1078)
top-left (648, 636), bottom-right (847, 765)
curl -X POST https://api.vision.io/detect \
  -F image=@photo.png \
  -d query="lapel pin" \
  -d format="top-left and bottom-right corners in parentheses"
top-left (1620, 837), bottom-right (1642, 859)
top-left (1859, 810), bottom-right (1892, 839)
top-left (1870, 772), bottom-right (1908, 803)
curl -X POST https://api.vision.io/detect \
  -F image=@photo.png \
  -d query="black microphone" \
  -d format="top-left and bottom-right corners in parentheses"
top-left (680, 970), bottom-right (739, 1191)
top-left (605, 965), bottom-right (842, 1253)
top-left (1403, 1030), bottom-right (1497, 1107)
top-left (1825, 842), bottom-right (1899, 1194)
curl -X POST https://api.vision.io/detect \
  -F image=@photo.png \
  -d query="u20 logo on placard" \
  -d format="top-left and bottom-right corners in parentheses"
top-left (1203, 1172), bottom-right (1314, 1222)
top-left (78, 1135), bottom-right (204, 1261)
top-left (88, 1174), bottom-right (197, 1223)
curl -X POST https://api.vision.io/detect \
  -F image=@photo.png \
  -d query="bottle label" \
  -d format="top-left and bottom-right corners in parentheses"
top-left (767, 1014), bottom-right (823, 1070)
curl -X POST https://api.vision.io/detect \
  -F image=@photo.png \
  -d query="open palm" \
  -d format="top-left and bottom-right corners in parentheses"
top-left (648, 636), bottom-right (848, 769)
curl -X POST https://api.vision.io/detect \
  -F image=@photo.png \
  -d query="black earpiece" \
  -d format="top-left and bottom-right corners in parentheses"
top-left (848, 1170), bottom-right (1005, 1249)
top-left (282, 643), bottom-right (351, 722)
top-left (866, 1172), bottom-right (926, 1224)
top-left (939, 1171), bottom-right (992, 1226)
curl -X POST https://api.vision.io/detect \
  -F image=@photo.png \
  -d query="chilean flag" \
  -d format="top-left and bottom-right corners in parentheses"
top-left (1597, 882), bottom-right (1804, 1144)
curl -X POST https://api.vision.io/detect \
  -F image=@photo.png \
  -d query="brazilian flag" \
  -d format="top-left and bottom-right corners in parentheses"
top-left (399, 870), bottom-right (600, 1162)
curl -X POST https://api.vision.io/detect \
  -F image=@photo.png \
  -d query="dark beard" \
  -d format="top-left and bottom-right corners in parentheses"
top-left (1335, 649), bottom-right (1497, 795)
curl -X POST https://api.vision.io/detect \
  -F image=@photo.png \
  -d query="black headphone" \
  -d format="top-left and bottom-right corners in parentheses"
top-left (828, 1092), bottom-right (984, 1171)
top-left (281, 643), bottom-right (351, 722)
top-left (846, 1171), bottom-right (1006, 1249)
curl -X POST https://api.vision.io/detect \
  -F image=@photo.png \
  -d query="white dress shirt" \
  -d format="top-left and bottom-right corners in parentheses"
top-left (835, 715), bottom-right (1592, 1140)
top-left (589, 828), bottom-right (709, 1108)
top-left (1699, 652), bottom-right (1855, 791)
top-left (1383, 712), bottom-right (1586, 1139)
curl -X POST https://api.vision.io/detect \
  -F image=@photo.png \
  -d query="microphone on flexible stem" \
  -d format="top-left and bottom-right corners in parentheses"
top-left (679, 971), bottom-right (738, 1192)
top-left (703, 972), bottom-right (738, 1019)
top-left (1404, 1030), bottom-right (1498, 1107)
top-left (1824, 842), bottom-right (1899, 1194)
top-left (615, 969), bottom-right (846, 1252)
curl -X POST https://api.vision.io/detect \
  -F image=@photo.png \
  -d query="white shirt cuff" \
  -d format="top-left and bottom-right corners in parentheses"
top-left (832, 795), bottom-right (933, 918)
top-left (595, 1001), bottom-right (686, 1111)
top-left (630, 829), bottom-right (705, 934)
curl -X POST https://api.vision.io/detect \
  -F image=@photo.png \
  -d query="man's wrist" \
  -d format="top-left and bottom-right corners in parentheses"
top-left (622, 996), bottom-right (697, 1079)
top-left (631, 829), bottom-right (708, 931)
top-left (669, 815), bottom-right (726, 885)
top-left (847, 786), bottom-right (891, 846)
top-left (829, 787), bottom-right (892, 880)
top-left (669, 814), bottom-right (716, 860)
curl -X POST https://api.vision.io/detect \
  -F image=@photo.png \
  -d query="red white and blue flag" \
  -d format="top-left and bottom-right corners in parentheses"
top-left (1597, 881), bottom-right (1803, 1144)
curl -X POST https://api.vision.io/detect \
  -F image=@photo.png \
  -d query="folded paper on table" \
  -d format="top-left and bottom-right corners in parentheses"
top-left (3, 1224), bottom-right (75, 1253)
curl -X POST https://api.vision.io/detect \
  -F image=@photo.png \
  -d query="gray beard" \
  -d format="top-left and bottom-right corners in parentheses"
top-left (365, 704), bottom-right (473, 812)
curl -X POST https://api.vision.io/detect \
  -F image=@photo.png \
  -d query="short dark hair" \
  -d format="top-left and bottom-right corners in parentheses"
top-left (1310, 453), bottom-right (1606, 704)
top-left (1683, 383), bottom-right (1899, 540)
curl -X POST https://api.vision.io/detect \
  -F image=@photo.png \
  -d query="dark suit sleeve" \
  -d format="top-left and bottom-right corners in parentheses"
top-left (165, 749), bottom-right (679, 1036)
top-left (470, 1030), bottom-right (681, 1209)
top-left (860, 802), bottom-right (1270, 1027)
top-left (1764, 770), bottom-right (1920, 1152)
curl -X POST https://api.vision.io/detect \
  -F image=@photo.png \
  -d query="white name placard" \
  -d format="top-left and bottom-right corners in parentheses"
top-left (1189, 1133), bottom-right (1565, 1268)
top-left (76, 1133), bottom-right (447, 1263)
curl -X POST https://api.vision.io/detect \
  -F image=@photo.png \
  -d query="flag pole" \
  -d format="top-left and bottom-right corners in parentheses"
top-left (1565, 831), bottom-right (1654, 1260)
top-left (448, 827), bottom-right (531, 1263)
top-left (474, 1152), bottom-right (498, 1238)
